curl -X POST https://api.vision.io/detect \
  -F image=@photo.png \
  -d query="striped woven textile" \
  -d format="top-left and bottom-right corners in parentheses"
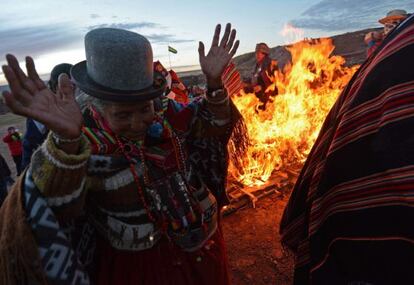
top-left (280, 15), bottom-right (414, 284)
top-left (222, 62), bottom-right (242, 97)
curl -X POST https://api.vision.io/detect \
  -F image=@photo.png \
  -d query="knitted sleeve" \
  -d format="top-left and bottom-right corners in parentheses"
top-left (29, 133), bottom-right (91, 222)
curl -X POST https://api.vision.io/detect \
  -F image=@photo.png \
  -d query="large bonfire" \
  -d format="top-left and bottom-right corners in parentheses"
top-left (228, 37), bottom-right (359, 189)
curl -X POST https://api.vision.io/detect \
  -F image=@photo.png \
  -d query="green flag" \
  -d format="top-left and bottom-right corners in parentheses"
top-left (168, 46), bottom-right (177, 54)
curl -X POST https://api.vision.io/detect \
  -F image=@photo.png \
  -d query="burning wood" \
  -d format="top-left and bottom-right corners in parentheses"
top-left (228, 38), bottom-right (360, 191)
top-left (224, 163), bottom-right (302, 215)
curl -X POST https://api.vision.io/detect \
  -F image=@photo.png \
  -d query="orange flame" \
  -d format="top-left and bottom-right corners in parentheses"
top-left (228, 38), bottom-right (359, 187)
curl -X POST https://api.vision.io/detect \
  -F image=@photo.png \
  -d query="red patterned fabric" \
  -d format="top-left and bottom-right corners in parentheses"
top-left (222, 62), bottom-right (242, 97)
top-left (94, 229), bottom-right (229, 285)
top-left (153, 61), bottom-right (189, 104)
top-left (169, 69), bottom-right (189, 104)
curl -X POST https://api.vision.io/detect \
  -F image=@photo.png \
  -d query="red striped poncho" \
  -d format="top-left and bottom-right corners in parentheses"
top-left (281, 15), bottom-right (414, 284)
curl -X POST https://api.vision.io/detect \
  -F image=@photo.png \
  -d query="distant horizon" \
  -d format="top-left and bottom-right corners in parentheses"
top-left (0, 25), bottom-right (387, 89)
top-left (0, 24), bottom-right (376, 88)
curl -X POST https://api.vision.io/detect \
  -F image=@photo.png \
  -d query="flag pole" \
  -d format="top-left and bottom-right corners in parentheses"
top-left (168, 44), bottom-right (172, 70)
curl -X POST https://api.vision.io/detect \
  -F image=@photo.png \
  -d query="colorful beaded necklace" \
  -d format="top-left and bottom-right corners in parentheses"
top-left (87, 105), bottom-right (189, 225)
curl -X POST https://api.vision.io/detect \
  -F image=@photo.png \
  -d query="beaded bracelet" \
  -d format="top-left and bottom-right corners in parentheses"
top-left (51, 132), bottom-right (82, 144)
top-left (206, 88), bottom-right (229, 105)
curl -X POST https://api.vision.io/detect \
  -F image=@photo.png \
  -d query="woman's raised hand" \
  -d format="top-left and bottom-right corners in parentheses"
top-left (198, 23), bottom-right (239, 89)
top-left (2, 54), bottom-right (83, 139)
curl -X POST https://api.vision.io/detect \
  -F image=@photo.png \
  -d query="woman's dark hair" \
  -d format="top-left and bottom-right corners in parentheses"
top-left (48, 63), bottom-right (73, 93)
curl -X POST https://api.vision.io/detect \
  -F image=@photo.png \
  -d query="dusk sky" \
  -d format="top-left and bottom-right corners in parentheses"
top-left (0, 0), bottom-right (413, 85)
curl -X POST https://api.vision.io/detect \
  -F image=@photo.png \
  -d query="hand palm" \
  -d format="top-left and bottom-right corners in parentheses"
top-left (200, 47), bottom-right (231, 79)
top-left (27, 88), bottom-right (82, 137)
top-left (199, 23), bottom-right (239, 80)
top-left (2, 55), bottom-right (83, 138)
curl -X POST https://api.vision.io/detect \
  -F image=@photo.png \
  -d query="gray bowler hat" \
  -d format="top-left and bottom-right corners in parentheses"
top-left (71, 28), bottom-right (166, 102)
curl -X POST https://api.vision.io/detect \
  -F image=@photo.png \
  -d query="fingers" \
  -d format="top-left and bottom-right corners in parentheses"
top-left (6, 55), bottom-right (26, 83)
top-left (219, 23), bottom-right (231, 48)
top-left (6, 54), bottom-right (37, 95)
top-left (214, 23), bottom-right (238, 56)
top-left (2, 65), bottom-right (33, 105)
top-left (26, 57), bottom-right (47, 90)
top-left (58, 74), bottom-right (75, 100)
top-left (211, 24), bottom-right (221, 48)
top-left (198, 41), bottom-right (206, 62)
top-left (2, 91), bottom-right (31, 117)
top-left (225, 29), bottom-right (237, 52)
top-left (229, 40), bottom-right (240, 58)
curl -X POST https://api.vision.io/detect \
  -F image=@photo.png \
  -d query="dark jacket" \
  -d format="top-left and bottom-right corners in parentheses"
top-left (0, 154), bottom-right (11, 205)
top-left (0, 154), bottom-right (11, 180)
top-left (22, 119), bottom-right (48, 169)
top-left (252, 56), bottom-right (278, 91)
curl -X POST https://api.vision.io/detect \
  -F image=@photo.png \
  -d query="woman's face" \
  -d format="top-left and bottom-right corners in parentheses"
top-left (102, 100), bottom-right (155, 141)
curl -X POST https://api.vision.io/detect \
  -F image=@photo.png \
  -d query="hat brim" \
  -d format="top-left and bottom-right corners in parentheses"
top-left (379, 15), bottom-right (407, 24)
top-left (71, 61), bottom-right (167, 102)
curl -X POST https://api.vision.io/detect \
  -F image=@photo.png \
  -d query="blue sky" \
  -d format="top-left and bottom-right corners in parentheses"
top-left (0, 0), bottom-right (412, 84)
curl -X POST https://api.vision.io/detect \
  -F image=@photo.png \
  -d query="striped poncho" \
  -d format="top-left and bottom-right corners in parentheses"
top-left (280, 15), bottom-right (414, 284)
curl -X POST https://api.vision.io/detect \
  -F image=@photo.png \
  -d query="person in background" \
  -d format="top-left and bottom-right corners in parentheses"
top-left (2, 126), bottom-right (22, 175)
top-left (0, 153), bottom-right (13, 206)
top-left (244, 42), bottom-right (278, 110)
top-left (169, 69), bottom-right (190, 104)
top-left (21, 63), bottom-right (73, 169)
top-left (365, 9), bottom-right (410, 57)
top-left (154, 61), bottom-right (189, 104)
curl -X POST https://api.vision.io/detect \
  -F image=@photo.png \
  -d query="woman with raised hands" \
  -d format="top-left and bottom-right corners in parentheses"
top-left (0, 23), bottom-right (241, 285)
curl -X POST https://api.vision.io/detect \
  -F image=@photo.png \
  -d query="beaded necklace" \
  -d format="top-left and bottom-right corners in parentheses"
top-left (115, 120), bottom-right (188, 227)
top-left (160, 119), bottom-right (187, 174)
top-left (114, 135), bottom-right (157, 223)
top-left (89, 105), bottom-right (190, 227)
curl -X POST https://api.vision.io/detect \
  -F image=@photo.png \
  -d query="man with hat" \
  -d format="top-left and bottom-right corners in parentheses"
top-left (0, 23), bottom-right (241, 285)
top-left (365, 9), bottom-right (410, 57)
top-left (246, 42), bottom-right (278, 111)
